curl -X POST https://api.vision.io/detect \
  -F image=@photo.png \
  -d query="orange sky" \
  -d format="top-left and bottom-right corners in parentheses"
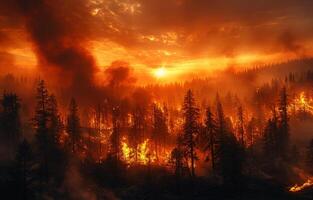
top-left (1, 0), bottom-right (313, 84)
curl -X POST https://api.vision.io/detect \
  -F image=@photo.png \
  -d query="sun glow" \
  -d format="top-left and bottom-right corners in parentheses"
top-left (154, 67), bottom-right (167, 78)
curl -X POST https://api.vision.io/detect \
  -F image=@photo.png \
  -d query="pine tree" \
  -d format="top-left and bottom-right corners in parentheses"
top-left (33, 80), bottom-right (67, 189)
top-left (0, 92), bottom-right (21, 158)
top-left (204, 107), bottom-right (217, 171)
top-left (169, 133), bottom-right (186, 179)
top-left (152, 104), bottom-right (168, 161)
top-left (14, 139), bottom-right (34, 200)
top-left (263, 118), bottom-right (277, 159)
top-left (237, 105), bottom-right (245, 146)
top-left (278, 87), bottom-right (289, 158)
top-left (66, 98), bottom-right (81, 153)
top-left (215, 94), bottom-right (225, 139)
top-left (214, 94), bottom-right (244, 184)
top-left (246, 117), bottom-right (256, 148)
top-left (34, 80), bottom-right (50, 183)
top-left (0, 92), bottom-right (21, 141)
top-left (130, 106), bottom-right (145, 163)
top-left (110, 104), bottom-right (121, 161)
top-left (47, 95), bottom-right (62, 146)
top-left (182, 89), bottom-right (199, 177)
top-left (46, 94), bottom-right (67, 184)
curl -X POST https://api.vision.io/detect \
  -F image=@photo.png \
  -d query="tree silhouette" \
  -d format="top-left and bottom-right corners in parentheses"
top-left (34, 80), bottom-right (50, 183)
top-left (263, 118), bottom-right (278, 160)
top-left (14, 139), bottom-right (34, 200)
top-left (214, 94), bottom-right (244, 184)
top-left (204, 107), bottom-right (217, 172)
top-left (152, 104), bottom-right (168, 161)
top-left (278, 87), bottom-right (289, 159)
top-left (0, 92), bottom-right (21, 141)
top-left (182, 89), bottom-right (199, 177)
top-left (237, 105), bottom-right (245, 146)
top-left (0, 92), bottom-right (21, 158)
top-left (66, 98), bottom-right (81, 154)
top-left (110, 104), bottom-right (121, 162)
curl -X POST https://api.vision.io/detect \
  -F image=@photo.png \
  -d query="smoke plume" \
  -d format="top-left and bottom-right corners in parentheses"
top-left (1, 0), bottom-right (99, 102)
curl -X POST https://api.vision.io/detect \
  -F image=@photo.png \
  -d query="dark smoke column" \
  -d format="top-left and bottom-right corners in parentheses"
top-left (16, 0), bottom-right (98, 101)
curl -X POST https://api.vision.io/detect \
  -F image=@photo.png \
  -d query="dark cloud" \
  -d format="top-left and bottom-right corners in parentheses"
top-left (104, 61), bottom-right (136, 87)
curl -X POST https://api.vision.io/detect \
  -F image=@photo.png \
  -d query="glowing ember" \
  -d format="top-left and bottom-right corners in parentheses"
top-left (289, 178), bottom-right (313, 192)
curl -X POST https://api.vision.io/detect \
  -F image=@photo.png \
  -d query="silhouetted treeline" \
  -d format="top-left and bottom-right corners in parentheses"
top-left (2, 63), bottom-right (313, 199)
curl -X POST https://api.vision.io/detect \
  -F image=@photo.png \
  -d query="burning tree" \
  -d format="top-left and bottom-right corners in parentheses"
top-left (236, 105), bottom-right (245, 146)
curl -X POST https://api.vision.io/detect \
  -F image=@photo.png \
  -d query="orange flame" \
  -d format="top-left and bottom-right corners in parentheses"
top-left (289, 178), bottom-right (313, 192)
top-left (295, 92), bottom-right (313, 113)
top-left (121, 137), bottom-right (171, 166)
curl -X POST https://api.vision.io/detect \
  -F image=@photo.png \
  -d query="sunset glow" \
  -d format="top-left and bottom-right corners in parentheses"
top-left (154, 67), bottom-right (167, 78)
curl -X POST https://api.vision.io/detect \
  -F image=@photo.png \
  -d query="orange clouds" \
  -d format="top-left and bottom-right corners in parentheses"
top-left (1, 0), bottom-right (313, 84)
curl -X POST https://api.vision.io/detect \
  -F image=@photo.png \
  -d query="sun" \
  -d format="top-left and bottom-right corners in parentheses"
top-left (154, 67), bottom-right (167, 78)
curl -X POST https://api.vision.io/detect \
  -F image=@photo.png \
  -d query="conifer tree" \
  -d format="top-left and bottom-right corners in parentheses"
top-left (14, 139), bottom-right (34, 200)
top-left (214, 94), bottom-right (244, 184)
top-left (237, 105), bottom-right (245, 146)
top-left (34, 80), bottom-right (50, 182)
top-left (152, 104), bottom-right (168, 161)
top-left (66, 98), bottom-right (81, 153)
top-left (182, 89), bottom-right (199, 177)
top-left (204, 107), bottom-right (217, 171)
top-left (278, 87), bottom-right (289, 158)
top-left (110, 105), bottom-right (121, 161)
top-left (0, 92), bottom-right (21, 142)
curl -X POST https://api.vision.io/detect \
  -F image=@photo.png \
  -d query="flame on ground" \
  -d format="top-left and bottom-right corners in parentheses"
top-left (289, 178), bottom-right (313, 192)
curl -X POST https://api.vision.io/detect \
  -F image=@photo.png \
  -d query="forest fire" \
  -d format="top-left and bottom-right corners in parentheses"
top-left (2, 0), bottom-right (313, 199)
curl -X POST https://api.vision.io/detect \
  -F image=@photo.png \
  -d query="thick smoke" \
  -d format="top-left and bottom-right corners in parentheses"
top-left (1, 0), bottom-right (99, 102)
top-left (104, 61), bottom-right (136, 87)
top-left (278, 31), bottom-right (307, 57)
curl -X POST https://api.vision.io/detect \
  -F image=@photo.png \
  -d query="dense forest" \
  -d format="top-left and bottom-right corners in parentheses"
top-left (1, 59), bottom-right (313, 199)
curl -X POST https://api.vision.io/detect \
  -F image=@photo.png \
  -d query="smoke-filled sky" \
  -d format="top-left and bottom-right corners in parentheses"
top-left (1, 0), bottom-right (313, 84)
